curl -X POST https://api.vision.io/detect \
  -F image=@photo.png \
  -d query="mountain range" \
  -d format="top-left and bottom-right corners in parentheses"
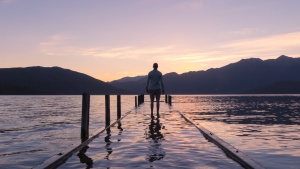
top-left (1, 55), bottom-right (300, 95)
top-left (0, 66), bottom-right (130, 95)
top-left (110, 55), bottom-right (300, 94)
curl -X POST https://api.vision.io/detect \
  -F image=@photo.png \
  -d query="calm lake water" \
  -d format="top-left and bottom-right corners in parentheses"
top-left (0, 95), bottom-right (299, 169)
top-left (173, 95), bottom-right (300, 169)
top-left (0, 95), bottom-right (135, 169)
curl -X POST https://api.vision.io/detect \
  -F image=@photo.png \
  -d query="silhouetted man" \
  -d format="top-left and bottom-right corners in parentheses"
top-left (146, 63), bottom-right (164, 117)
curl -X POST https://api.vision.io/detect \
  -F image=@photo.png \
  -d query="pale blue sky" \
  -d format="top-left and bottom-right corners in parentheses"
top-left (1, 0), bottom-right (300, 81)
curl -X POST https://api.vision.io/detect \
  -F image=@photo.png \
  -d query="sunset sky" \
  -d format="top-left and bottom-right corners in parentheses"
top-left (1, 0), bottom-right (300, 82)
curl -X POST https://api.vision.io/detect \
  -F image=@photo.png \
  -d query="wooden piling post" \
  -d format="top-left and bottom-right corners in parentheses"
top-left (168, 95), bottom-right (172, 106)
top-left (138, 94), bottom-right (144, 105)
top-left (165, 94), bottom-right (167, 103)
top-left (138, 95), bottom-right (140, 106)
top-left (81, 93), bottom-right (90, 140)
top-left (117, 95), bottom-right (121, 119)
top-left (135, 96), bottom-right (137, 108)
top-left (105, 95), bottom-right (110, 127)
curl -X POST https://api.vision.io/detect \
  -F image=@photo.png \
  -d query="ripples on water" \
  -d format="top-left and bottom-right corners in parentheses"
top-left (1, 95), bottom-right (300, 169)
top-left (59, 103), bottom-right (242, 169)
top-left (0, 95), bottom-right (134, 169)
top-left (173, 95), bottom-right (300, 169)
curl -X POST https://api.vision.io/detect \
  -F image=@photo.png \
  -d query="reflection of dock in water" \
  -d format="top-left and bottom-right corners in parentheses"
top-left (34, 94), bottom-right (264, 169)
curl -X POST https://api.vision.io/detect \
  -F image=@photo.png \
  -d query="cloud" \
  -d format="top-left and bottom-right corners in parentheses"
top-left (219, 31), bottom-right (300, 58)
top-left (39, 31), bottom-right (300, 67)
top-left (223, 31), bottom-right (300, 48)
top-left (39, 34), bottom-right (75, 56)
top-left (167, 51), bottom-right (221, 61)
top-left (80, 46), bottom-right (176, 59)
top-left (0, 0), bottom-right (13, 4)
top-left (154, 31), bottom-right (300, 72)
top-left (177, 31), bottom-right (300, 62)
top-left (0, 0), bottom-right (14, 7)
top-left (173, 0), bottom-right (203, 10)
top-left (229, 28), bottom-right (258, 36)
top-left (39, 34), bottom-right (177, 59)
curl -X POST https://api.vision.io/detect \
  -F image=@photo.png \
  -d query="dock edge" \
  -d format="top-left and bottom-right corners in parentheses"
top-left (176, 110), bottom-right (265, 169)
top-left (32, 108), bottom-right (135, 169)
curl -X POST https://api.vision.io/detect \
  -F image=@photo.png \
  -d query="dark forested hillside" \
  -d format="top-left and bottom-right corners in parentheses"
top-left (3, 55), bottom-right (299, 95)
top-left (0, 66), bottom-right (131, 95)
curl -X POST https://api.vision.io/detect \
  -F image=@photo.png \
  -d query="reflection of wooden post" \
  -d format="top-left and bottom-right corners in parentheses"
top-left (139, 95), bottom-right (141, 105)
top-left (165, 94), bottom-right (167, 103)
top-left (168, 95), bottom-right (172, 106)
top-left (117, 95), bottom-right (121, 119)
top-left (105, 95), bottom-right (110, 127)
top-left (139, 95), bottom-right (142, 105)
top-left (81, 93), bottom-right (90, 140)
top-left (135, 96), bottom-right (137, 108)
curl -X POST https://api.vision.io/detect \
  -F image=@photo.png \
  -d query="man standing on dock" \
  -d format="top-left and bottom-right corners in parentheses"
top-left (146, 63), bottom-right (165, 117)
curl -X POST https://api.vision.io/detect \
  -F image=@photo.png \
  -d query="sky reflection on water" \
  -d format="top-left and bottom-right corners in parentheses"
top-left (173, 95), bottom-right (300, 169)
top-left (59, 102), bottom-right (242, 169)
top-left (1, 95), bottom-right (299, 169)
top-left (0, 95), bottom-right (134, 169)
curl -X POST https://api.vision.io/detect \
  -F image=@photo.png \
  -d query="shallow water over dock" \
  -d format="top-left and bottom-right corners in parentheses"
top-left (59, 104), bottom-right (242, 169)
top-left (0, 95), bottom-right (299, 168)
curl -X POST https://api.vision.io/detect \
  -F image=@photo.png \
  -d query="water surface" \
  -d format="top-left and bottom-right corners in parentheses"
top-left (0, 95), bottom-right (134, 169)
top-left (1, 95), bottom-right (299, 169)
top-left (173, 95), bottom-right (300, 169)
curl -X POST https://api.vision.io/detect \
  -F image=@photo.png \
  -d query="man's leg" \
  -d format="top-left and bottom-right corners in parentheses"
top-left (150, 93), bottom-right (154, 117)
top-left (155, 92), bottom-right (161, 116)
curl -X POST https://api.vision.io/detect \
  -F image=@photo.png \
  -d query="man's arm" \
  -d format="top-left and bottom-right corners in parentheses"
top-left (146, 73), bottom-right (150, 93)
top-left (160, 74), bottom-right (165, 94)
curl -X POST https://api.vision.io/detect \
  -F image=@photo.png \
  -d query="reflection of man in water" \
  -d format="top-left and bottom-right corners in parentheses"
top-left (146, 117), bottom-right (165, 162)
top-left (146, 63), bottom-right (165, 117)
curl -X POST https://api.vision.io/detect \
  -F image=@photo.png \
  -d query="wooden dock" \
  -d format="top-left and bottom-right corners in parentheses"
top-left (33, 94), bottom-right (264, 169)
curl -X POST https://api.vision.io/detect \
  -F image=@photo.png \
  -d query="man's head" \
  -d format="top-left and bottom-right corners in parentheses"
top-left (153, 63), bottom-right (158, 69)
